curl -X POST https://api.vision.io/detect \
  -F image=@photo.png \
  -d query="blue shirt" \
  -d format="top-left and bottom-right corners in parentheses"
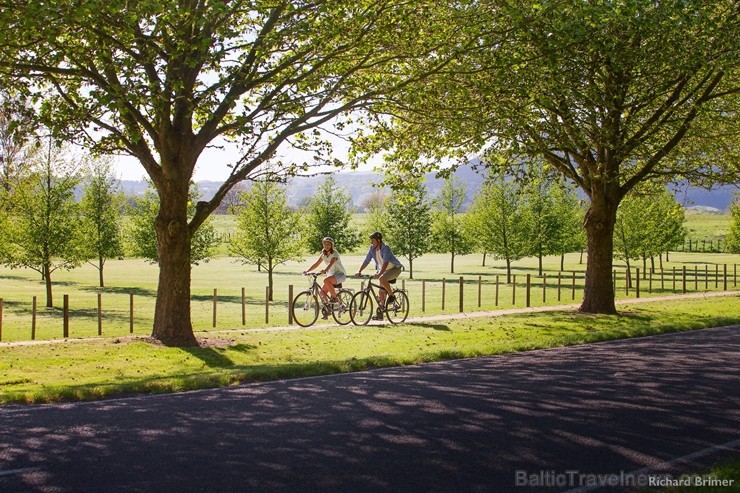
top-left (363, 243), bottom-right (404, 270)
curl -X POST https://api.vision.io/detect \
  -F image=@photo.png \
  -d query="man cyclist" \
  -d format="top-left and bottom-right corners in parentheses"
top-left (355, 232), bottom-right (404, 320)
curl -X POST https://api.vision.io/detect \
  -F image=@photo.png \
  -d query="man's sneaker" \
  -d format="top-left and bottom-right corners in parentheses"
top-left (386, 295), bottom-right (396, 305)
top-left (372, 307), bottom-right (384, 321)
top-left (321, 306), bottom-right (330, 319)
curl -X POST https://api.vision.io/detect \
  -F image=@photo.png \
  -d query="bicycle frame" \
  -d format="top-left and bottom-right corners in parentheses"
top-left (349, 274), bottom-right (409, 325)
top-left (291, 273), bottom-right (354, 327)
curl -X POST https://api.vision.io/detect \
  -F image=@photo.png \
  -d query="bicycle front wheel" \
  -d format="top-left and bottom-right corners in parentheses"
top-left (292, 290), bottom-right (319, 327)
top-left (349, 291), bottom-right (374, 326)
top-left (386, 290), bottom-right (410, 324)
top-left (332, 289), bottom-right (354, 326)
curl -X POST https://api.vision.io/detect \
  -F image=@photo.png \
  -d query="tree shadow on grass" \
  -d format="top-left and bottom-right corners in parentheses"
top-left (403, 322), bottom-right (452, 331)
top-left (80, 286), bottom-right (157, 297)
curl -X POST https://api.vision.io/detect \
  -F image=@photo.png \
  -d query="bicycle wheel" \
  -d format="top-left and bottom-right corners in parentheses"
top-left (331, 289), bottom-right (354, 325)
top-left (386, 289), bottom-right (410, 324)
top-left (349, 291), bottom-right (374, 326)
top-left (292, 290), bottom-right (319, 327)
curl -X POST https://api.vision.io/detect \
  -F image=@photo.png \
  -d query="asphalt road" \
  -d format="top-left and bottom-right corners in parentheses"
top-left (1, 326), bottom-right (739, 493)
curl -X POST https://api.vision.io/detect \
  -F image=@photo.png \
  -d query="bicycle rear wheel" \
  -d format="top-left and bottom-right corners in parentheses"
top-left (291, 290), bottom-right (319, 327)
top-left (332, 289), bottom-right (354, 325)
top-left (349, 291), bottom-right (373, 326)
top-left (386, 290), bottom-right (410, 324)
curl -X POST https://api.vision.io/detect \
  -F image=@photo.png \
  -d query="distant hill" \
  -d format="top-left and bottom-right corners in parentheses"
top-left (119, 165), bottom-right (737, 212)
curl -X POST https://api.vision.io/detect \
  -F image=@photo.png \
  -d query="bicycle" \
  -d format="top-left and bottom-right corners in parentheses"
top-left (291, 273), bottom-right (354, 327)
top-left (349, 274), bottom-right (409, 325)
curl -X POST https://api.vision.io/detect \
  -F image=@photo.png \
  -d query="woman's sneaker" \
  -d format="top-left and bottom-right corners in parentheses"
top-left (372, 307), bottom-right (384, 321)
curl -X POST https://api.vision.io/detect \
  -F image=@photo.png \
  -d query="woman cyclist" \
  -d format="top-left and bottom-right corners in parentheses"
top-left (304, 237), bottom-right (347, 307)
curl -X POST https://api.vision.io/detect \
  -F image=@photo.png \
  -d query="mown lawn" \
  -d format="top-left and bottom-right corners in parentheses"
top-left (1, 294), bottom-right (738, 404)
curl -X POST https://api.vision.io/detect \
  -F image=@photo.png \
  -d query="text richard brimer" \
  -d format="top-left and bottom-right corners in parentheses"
top-left (515, 470), bottom-right (736, 489)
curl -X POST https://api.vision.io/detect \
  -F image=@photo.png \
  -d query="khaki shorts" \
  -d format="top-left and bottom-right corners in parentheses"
top-left (379, 266), bottom-right (402, 283)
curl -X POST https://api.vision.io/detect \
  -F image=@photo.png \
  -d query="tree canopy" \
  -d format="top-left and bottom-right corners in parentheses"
top-left (0, 1), bottom-right (479, 345)
top-left (355, 0), bottom-right (740, 313)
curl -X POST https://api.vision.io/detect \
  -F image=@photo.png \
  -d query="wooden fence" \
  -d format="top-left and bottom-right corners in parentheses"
top-left (0, 264), bottom-right (737, 343)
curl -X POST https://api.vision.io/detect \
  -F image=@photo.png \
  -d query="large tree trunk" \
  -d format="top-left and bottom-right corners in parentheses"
top-left (580, 197), bottom-right (618, 314)
top-left (151, 180), bottom-right (198, 347)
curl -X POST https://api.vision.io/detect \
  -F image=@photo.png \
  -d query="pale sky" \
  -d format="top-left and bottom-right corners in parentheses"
top-left (113, 133), bottom-right (369, 182)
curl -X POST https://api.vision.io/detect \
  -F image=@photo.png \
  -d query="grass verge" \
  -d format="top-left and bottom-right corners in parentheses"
top-left (0, 294), bottom-right (738, 405)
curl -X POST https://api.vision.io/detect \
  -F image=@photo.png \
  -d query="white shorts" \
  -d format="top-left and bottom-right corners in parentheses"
top-left (329, 272), bottom-right (347, 284)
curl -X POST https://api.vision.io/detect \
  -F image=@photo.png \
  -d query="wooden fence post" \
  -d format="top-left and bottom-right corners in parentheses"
top-left (242, 288), bottom-right (246, 326)
top-left (572, 271), bottom-right (576, 300)
top-left (459, 277), bottom-right (464, 313)
top-left (477, 275), bottom-right (482, 308)
top-left (694, 266), bottom-right (698, 291)
top-left (636, 268), bottom-right (640, 298)
top-left (422, 280), bottom-right (426, 312)
top-left (625, 269), bottom-right (629, 296)
top-left (715, 265), bottom-right (719, 289)
top-left (288, 285), bottom-right (294, 325)
top-left (682, 266), bottom-right (687, 294)
top-left (32, 296), bottom-right (37, 340)
top-left (557, 272), bottom-right (562, 301)
top-left (542, 273), bottom-right (547, 303)
top-left (63, 294), bottom-right (69, 339)
top-left (130, 293), bottom-right (134, 333)
top-left (525, 274), bottom-right (531, 308)
top-left (723, 264), bottom-right (727, 291)
top-left (97, 292), bottom-right (102, 336)
top-left (495, 275), bottom-right (499, 306)
top-left (421, 280), bottom-right (427, 313)
top-left (212, 288), bottom-right (218, 328)
top-left (705, 265), bottom-right (709, 290)
top-left (442, 278), bottom-right (446, 311)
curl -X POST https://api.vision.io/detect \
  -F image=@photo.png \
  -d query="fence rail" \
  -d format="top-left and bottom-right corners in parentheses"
top-left (0, 264), bottom-right (737, 343)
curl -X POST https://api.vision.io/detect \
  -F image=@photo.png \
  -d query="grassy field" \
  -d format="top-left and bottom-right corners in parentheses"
top-left (0, 248), bottom-right (738, 343)
top-left (1, 294), bottom-right (738, 404)
top-left (0, 211), bottom-right (735, 344)
top-left (683, 210), bottom-right (733, 243)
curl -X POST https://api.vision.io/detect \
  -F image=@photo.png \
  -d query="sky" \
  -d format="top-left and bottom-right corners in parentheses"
top-left (112, 133), bottom-right (370, 182)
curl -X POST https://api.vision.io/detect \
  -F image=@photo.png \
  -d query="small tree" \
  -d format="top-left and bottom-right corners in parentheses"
top-left (466, 175), bottom-right (528, 283)
top-left (725, 194), bottom-right (740, 255)
top-left (549, 185), bottom-right (587, 271)
top-left (126, 183), bottom-right (218, 265)
top-left (386, 180), bottom-right (432, 278)
top-left (303, 176), bottom-right (361, 254)
top-left (361, 190), bottom-right (390, 240)
top-left (80, 157), bottom-right (125, 287)
top-left (519, 172), bottom-right (586, 275)
top-left (5, 142), bottom-right (85, 307)
top-left (229, 181), bottom-right (303, 301)
top-left (430, 177), bottom-right (475, 274)
top-left (614, 186), bottom-right (685, 279)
